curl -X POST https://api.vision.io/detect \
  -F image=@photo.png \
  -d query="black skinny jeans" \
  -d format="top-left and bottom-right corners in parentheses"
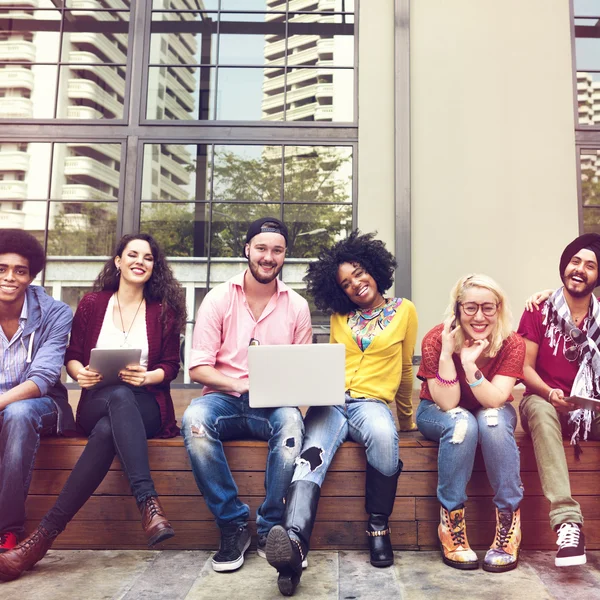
top-left (41, 384), bottom-right (161, 534)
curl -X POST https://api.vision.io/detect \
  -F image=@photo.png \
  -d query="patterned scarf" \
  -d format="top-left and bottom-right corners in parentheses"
top-left (543, 288), bottom-right (600, 453)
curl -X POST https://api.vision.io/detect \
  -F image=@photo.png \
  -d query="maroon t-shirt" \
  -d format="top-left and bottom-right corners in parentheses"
top-left (417, 323), bottom-right (525, 411)
top-left (517, 304), bottom-right (580, 396)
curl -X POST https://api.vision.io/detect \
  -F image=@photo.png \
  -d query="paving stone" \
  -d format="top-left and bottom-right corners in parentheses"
top-left (338, 551), bottom-right (401, 599)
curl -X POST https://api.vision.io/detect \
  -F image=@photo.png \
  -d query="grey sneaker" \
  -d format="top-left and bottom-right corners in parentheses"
top-left (212, 524), bottom-right (251, 572)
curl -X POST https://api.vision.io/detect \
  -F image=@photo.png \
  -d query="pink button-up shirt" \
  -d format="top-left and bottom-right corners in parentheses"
top-left (190, 270), bottom-right (313, 396)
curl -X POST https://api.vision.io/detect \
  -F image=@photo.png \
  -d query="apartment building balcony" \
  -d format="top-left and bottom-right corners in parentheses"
top-left (72, 0), bottom-right (130, 9)
top-left (285, 101), bottom-right (318, 121)
top-left (165, 93), bottom-right (193, 120)
top-left (68, 78), bottom-right (123, 117)
top-left (164, 54), bottom-right (197, 91)
top-left (0, 150), bottom-right (30, 172)
top-left (289, 0), bottom-right (335, 11)
top-left (0, 0), bottom-right (37, 6)
top-left (159, 153), bottom-right (192, 186)
top-left (68, 142), bottom-right (121, 163)
top-left (64, 156), bottom-right (120, 188)
top-left (67, 105), bottom-right (103, 119)
top-left (262, 83), bottom-right (318, 112)
top-left (314, 105), bottom-right (333, 120)
top-left (0, 180), bottom-right (27, 201)
top-left (315, 82), bottom-right (333, 100)
top-left (165, 34), bottom-right (198, 70)
top-left (165, 144), bottom-right (194, 165)
top-left (69, 51), bottom-right (126, 97)
top-left (0, 41), bottom-right (36, 62)
top-left (0, 66), bottom-right (34, 91)
top-left (287, 46), bottom-right (321, 67)
top-left (264, 37), bottom-right (286, 59)
top-left (0, 208), bottom-right (26, 229)
top-left (158, 175), bottom-right (189, 201)
top-left (61, 184), bottom-right (116, 201)
top-left (70, 32), bottom-right (126, 64)
top-left (166, 71), bottom-right (195, 111)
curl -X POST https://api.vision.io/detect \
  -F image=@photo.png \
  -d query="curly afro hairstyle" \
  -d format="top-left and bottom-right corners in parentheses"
top-left (304, 230), bottom-right (397, 314)
top-left (0, 229), bottom-right (45, 277)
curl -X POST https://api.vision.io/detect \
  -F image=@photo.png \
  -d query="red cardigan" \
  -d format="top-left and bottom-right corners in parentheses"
top-left (65, 291), bottom-right (180, 438)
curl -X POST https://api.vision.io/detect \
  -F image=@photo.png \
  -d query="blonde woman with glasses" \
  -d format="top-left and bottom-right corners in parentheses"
top-left (416, 274), bottom-right (525, 573)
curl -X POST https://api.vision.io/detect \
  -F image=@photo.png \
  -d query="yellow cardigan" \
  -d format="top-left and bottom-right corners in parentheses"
top-left (330, 299), bottom-right (418, 404)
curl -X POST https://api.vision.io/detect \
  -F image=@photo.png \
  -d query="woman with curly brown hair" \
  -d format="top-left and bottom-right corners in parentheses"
top-left (266, 231), bottom-right (417, 596)
top-left (0, 234), bottom-right (186, 582)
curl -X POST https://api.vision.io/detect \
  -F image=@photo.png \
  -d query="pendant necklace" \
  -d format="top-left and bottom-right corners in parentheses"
top-left (116, 293), bottom-right (144, 347)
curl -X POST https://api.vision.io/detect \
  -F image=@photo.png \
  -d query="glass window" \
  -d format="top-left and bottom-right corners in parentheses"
top-left (573, 5), bottom-right (600, 126)
top-left (0, 5), bottom-right (131, 120)
top-left (147, 3), bottom-right (355, 122)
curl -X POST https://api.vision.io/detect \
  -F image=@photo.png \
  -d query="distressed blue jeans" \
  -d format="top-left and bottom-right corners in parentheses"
top-left (416, 399), bottom-right (523, 512)
top-left (292, 396), bottom-right (399, 486)
top-left (0, 397), bottom-right (57, 536)
top-left (182, 392), bottom-right (304, 535)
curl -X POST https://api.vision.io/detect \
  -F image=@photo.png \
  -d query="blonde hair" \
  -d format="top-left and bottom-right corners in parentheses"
top-left (444, 274), bottom-right (513, 358)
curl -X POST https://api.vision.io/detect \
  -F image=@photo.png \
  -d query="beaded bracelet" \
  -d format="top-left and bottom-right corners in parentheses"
top-left (468, 374), bottom-right (485, 388)
top-left (435, 372), bottom-right (459, 386)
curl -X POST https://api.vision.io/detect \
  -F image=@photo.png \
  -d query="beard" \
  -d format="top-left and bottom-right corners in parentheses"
top-left (248, 258), bottom-right (283, 284)
top-left (564, 273), bottom-right (597, 298)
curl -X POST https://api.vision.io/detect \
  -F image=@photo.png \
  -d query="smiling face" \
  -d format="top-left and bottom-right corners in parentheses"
top-left (458, 286), bottom-right (499, 342)
top-left (563, 248), bottom-right (598, 299)
top-left (0, 253), bottom-right (33, 306)
top-left (336, 261), bottom-right (384, 310)
top-left (245, 231), bottom-right (286, 284)
top-left (114, 239), bottom-right (154, 287)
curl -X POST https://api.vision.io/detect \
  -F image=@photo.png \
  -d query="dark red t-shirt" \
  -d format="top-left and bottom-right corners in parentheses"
top-left (517, 304), bottom-right (580, 396)
top-left (417, 323), bottom-right (525, 410)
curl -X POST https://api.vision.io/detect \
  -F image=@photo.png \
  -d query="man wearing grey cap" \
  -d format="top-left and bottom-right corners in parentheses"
top-left (519, 232), bottom-right (600, 568)
top-left (182, 217), bottom-right (312, 573)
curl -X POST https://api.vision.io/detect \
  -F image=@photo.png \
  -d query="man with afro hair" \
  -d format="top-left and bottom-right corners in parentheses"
top-left (0, 229), bottom-right (74, 552)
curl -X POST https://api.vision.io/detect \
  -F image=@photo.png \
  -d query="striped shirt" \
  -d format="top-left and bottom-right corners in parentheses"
top-left (0, 297), bottom-right (29, 394)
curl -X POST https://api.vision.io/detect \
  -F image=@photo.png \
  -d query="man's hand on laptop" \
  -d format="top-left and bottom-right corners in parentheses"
top-left (232, 377), bottom-right (249, 395)
top-left (548, 388), bottom-right (576, 413)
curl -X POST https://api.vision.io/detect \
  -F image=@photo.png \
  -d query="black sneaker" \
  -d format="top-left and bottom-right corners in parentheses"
top-left (555, 522), bottom-right (586, 567)
top-left (212, 524), bottom-right (251, 572)
top-left (257, 534), bottom-right (267, 559)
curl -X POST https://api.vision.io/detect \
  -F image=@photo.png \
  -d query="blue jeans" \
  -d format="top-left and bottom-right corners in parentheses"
top-left (182, 392), bottom-right (304, 535)
top-left (292, 396), bottom-right (399, 486)
top-left (0, 397), bottom-right (57, 536)
top-left (416, 399), bottom-right (523, 512)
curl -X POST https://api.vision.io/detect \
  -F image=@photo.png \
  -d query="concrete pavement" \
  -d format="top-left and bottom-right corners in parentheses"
top-left (3, 549), bottom-right (600, 600)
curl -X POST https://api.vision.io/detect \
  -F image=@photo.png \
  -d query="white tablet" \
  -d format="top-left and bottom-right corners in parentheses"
top-left (567, 395), bottom-right (600, 411)
top-left (89, 348), bottom-right (142, 388)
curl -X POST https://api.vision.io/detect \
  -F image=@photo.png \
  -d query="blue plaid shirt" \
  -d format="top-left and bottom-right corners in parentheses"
top-left (0, 297), bottom-right (29, 394)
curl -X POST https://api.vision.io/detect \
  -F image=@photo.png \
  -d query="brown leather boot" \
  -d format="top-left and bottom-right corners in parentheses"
top-left (0, 526), bottom-right (57, 582)
top-left (139, 496), bottom-right (175, 547)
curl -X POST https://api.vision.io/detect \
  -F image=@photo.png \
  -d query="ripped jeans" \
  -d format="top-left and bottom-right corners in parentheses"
top-left (182, 392), bottom-right (304, 535)
top-left (292, 395), bottom-right (399, 486)
top-left (416, 399), bottom-right (523, 513)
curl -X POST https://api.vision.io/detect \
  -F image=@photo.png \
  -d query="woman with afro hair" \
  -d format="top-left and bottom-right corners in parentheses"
top-left (266, 231), bottom-right (418, 596)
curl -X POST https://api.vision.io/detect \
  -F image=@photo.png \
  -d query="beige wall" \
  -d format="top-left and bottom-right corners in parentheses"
top-left (357, 0), bottom-right (396, 246)
top-left (411, 0), bottom-right (579, 348)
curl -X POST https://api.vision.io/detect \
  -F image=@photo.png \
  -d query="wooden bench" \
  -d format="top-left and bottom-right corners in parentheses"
top-left (26, 390), bottom-right (600, 551)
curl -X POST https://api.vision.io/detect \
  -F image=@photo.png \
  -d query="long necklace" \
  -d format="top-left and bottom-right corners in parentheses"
top-left (115, 292), bottom-right (144, 347)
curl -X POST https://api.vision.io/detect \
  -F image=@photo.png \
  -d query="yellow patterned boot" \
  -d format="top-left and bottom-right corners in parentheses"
top-left (483, 508), bottom-right (521, 573)
top-left (438, 506), bottom-right (478, 570)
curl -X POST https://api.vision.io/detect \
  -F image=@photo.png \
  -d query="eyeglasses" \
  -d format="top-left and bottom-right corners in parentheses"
top-left (459, 302), bottom-right (499, 317)
top-left (564, 327), bottom-right (585, 362)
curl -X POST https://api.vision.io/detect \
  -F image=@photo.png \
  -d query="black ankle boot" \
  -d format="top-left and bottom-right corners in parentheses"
top-left (266, 480), bottom-right (321, 596)
top-left (365, 461), bottom-right (402, 568)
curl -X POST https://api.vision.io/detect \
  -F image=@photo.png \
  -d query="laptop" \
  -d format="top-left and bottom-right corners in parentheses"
top-left (248, 344), bottom-right (346, 408)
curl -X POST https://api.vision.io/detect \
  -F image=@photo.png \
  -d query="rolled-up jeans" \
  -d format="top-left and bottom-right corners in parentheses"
top-left (416, 399), bottom-right (523, 512)
top-left (182, 392), bottom-right (304, 536)
top-left (0, 397), bottom-right (57, 536)
top-left (292, 395), bottom-right (399, 486)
